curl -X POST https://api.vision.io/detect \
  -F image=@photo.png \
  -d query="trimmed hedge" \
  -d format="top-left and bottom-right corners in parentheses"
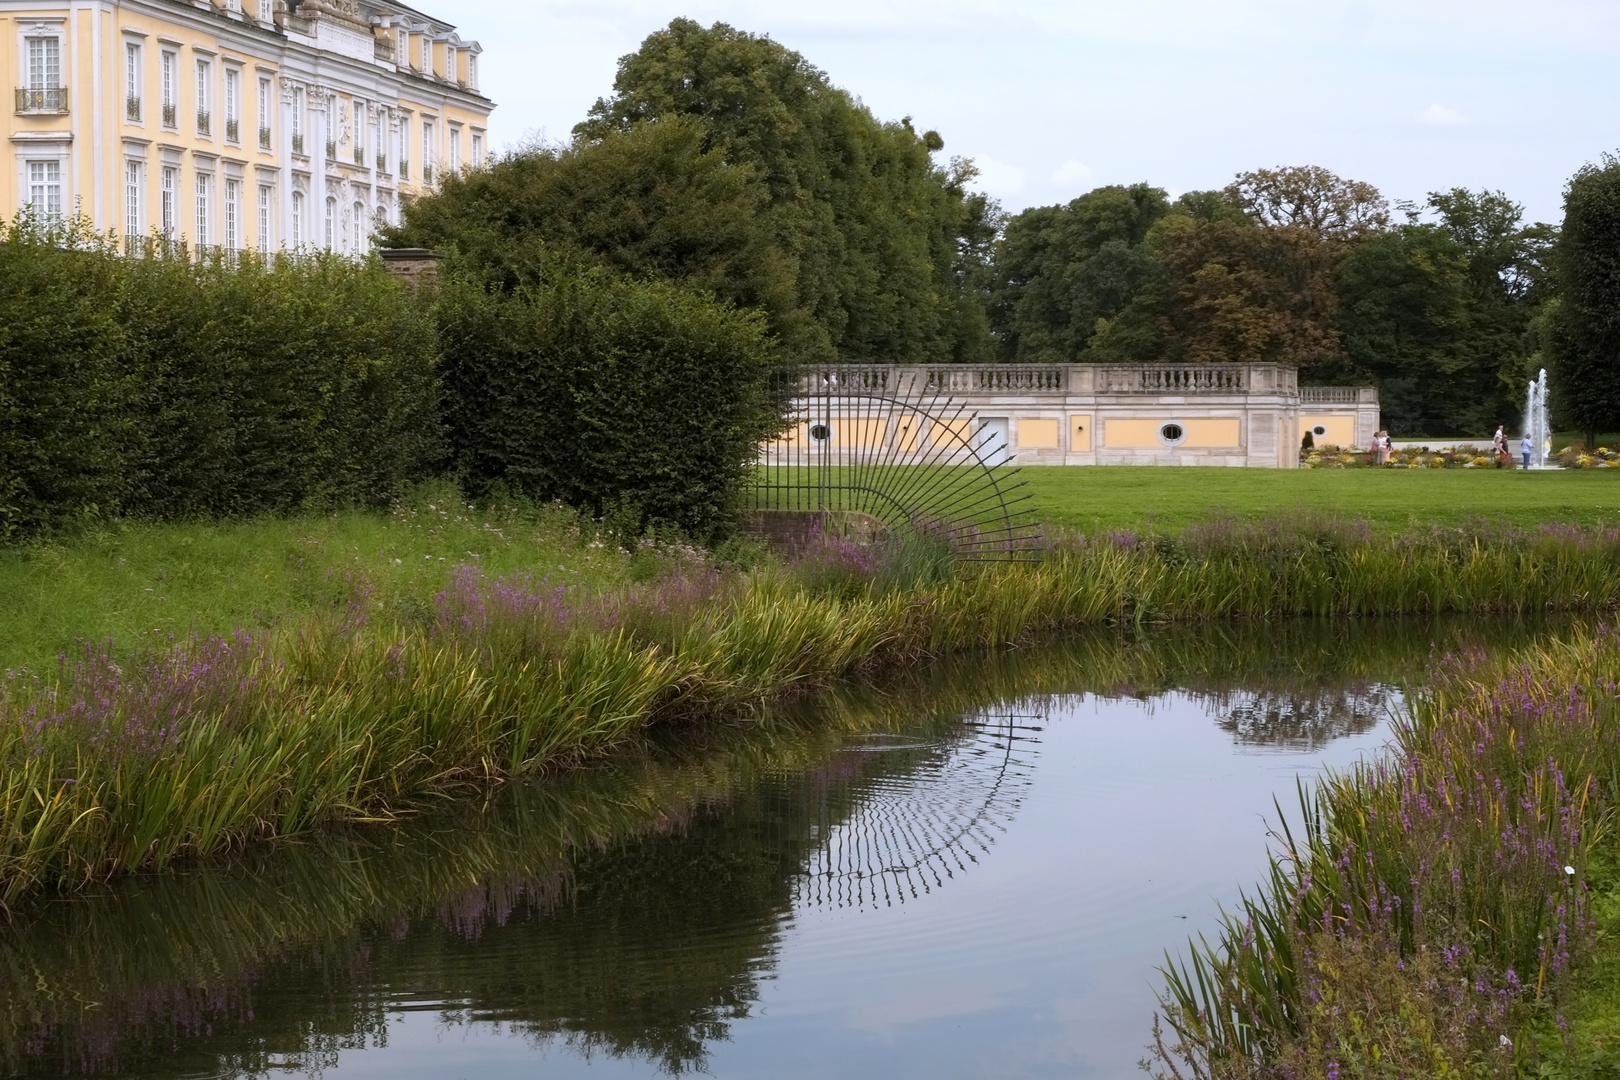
top-left (434, 260), bottom-right (783, 541)
top-left (0, 223), bottom-right (441, 539)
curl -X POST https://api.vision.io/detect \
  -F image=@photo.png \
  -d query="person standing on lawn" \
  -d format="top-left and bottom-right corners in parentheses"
top-left (1494, 425), bottom-right (1507, 457)
top-left (1522, 432), bottom-right (1534, 469)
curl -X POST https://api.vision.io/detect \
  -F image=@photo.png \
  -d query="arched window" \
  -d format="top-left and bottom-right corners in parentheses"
top-left (324, 195), bottom-right (335, 249)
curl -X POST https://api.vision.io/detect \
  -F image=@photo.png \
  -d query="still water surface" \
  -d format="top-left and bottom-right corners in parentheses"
top-left (0, 620), bottom-right (1566, 1079)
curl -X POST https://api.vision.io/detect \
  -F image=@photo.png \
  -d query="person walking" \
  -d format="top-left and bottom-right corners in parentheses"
top-left (1493, 426), bottom-right (1507, 458)
top-left (1521, 431), bottom-right (1533, 469)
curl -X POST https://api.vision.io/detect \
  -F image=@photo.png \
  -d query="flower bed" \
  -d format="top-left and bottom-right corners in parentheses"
top-left (1301, 444), bottom-right (1511, 469)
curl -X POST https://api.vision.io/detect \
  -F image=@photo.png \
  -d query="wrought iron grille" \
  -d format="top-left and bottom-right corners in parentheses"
top-left (15, 87), bottom-right (68, 113)
top-left (750, 365), bottom-right (1043, 562)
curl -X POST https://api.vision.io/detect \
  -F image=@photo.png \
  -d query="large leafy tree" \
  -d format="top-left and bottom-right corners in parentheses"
top-left (1546, 155), bottom-right (1620, 443)
top-left (574, 18), bottom-right (996, 362)
top-left (1335, 190), bottom-right (1555, 435)
top-left (988, 183), bottom-right (1170, 361)
top-left (385, 116), bottom-right (817, 356)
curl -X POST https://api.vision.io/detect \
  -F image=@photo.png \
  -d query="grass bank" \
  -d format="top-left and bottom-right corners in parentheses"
top-left (1020, 466), bottom-right (1620, 534)
top-left (6, 510), bottom-right (1620, 907)
top-left (1148, 625), bottom-right (1620, 1079)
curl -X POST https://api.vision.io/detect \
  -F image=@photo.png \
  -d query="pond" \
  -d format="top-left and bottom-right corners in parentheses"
top-left (0, 618), bottom-right (1574, 1079)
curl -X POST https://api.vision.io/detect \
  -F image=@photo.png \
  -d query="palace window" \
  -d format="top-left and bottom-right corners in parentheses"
top-left (258, 77), bottom-right (272, 148)
top-left (258, 184), bottom-right (272, 250)
top-left (352, 199), bottom-right (365, 249)
top-left (125, 160), bottom-right (143, 239)
top-left (421, 118), bottom-right (434, 182)
top-left (196, 59), bottom-right (212, 135)
top-left (125, 43), bottom-right (142, 121)
top-left (195, 173), bottom-right (211, 247)
top-left (224, 179), bottom-right (240, 251)
top-left (468, 54), bottom-right (478, 90)
top-left (421, 37), bottom-right (430, 74)
top-left (448, 124), bottom-right (460, 172)
top-left (324, 195), bottom-right (335, 249)
top-left (27, 36), bottom-right (61, 90)
top-left (224, 68), bottom-right (240, 142)
top-left (291, 190), bottom-right (303, 246)
top-left (258, 0), bottom-right (272, 22)
top-left (291, 86), bottom-right (304, 154)
top-left (471, 131), bottom-right (483, 167)
top-left (160, 166), bottom-right (177, 236)
top-left (27, 160), bottom-right (62, 223)
top-left (161, 51), bottom-right (177, 127)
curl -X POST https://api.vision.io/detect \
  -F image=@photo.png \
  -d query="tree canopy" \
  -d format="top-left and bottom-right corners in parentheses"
top-left (1546, 155), bottom-right (1620, 441)
top-left (574, 18), bottom-right (996, 362)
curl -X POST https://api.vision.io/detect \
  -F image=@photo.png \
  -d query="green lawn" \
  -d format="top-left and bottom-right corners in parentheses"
top-left (1017, 466), bottom-right (1620, 534)
top-left (0, 486), bottom-right (631, 675)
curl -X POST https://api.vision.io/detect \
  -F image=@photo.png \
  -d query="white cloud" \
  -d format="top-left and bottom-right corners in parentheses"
top-left (1416, 103), bottom-right (1467, 126)
top-left (1049, 158), bottom-right (1096, 186)
top-left (971, 155), bottom-right (1028, 197)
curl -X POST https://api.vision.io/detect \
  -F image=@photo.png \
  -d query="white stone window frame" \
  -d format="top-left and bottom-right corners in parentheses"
top-left (470, 127), bottom-right (484, 168)
top-left (159, 46), bottom-right (179, 127)
top-left (194, 54), bottom-right (214, 138)
top-left (1156, 421), bottom-right (1189, 448)
top-left (223, 64), bottom-right (242, 144)
top-left (159, 156), bottom-right (181, 237)
top-left (447, 122), bottom-right (460, 172)
top-left (123, 35), bottom-right (146, 125)
top-left (14, 134), bottom-right (70, 226)
top-left (19, 21), bottom-right (66, 93)
top-left (123, 143), bottom-right (149, 241)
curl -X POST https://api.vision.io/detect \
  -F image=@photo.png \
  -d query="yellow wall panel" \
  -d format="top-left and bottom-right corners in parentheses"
top-left (1104, 418), bottom-right (1165, 449)
top-left (1070, 414), bottom-right (1092, 452)
top-left (1301, 415), bottom-right (1355, 448)
top-left (838, 418), bottom-right (887, 449)
top-left (931, 417), bottom-right (974, 449)
top-left (1182, 418), bottom-right (1242, 448)
top-left (1017, 417), bottom-right (1059, 448)
top-left (895, 414), bottom-right (922, 451)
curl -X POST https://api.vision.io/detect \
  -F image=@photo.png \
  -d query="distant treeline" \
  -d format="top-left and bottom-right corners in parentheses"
top-left (391, 19), bottom-right (1620, 440)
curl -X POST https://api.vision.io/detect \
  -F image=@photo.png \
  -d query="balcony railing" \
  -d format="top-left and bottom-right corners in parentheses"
top-left (15, 87), bottom-right (69, 114)
top-left (196, 109), bottom-right (210, 135)
top-left (259, 125), bottom-right (271, 149)
top-left (126, 94), bottom-right (141, 121)
top-left (225, 118), bottom-right (239, 143)
top-left (398, 160), bottom-right (409, 180)
top-left (353, 146), bottom-right (365, 166)
top-left (325, 140), bottom-right (336, 161)
top-left (291, 133), bottom-right (304, 155)
top-left (376, 154), bottom-right (387, 174)
top-left (162, 101), bottom-right (176, 127)
top-left (422, 163), bottom-right (432, 184)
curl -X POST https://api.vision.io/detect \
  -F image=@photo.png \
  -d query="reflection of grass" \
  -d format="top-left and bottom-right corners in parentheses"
top-left (1151, 624), bottom-right (1620, 1078)
top-left (0, 617), bottom-right (1546, 1078)
top-left (7, 515), bottom-right (1620, 906)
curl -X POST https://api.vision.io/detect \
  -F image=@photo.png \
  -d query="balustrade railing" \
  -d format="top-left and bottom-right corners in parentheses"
top-left (1301, 386), bottom-right (1361, 404)
top-left (126, 95), bottom-right (141, 121)
top-left (796, 365), bottom-right (893, 394)
top-left (1098, 364), bottom-right (1247, 393)
top-left (927, 366), bottom-right (1066, 392)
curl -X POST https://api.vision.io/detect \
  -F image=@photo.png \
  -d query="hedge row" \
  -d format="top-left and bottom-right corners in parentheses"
top-left (2, 223), bottom-right (786, 543)
top-left (0, 223), bottom-right (441, 539)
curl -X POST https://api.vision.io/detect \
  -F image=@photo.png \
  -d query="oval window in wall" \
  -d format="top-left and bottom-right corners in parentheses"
top-left (1159, 422), bottom-right (1186, 445)
top-left (1313, 425), bottom-right (1328, 437)
top-left (808, 423), bottom-right (833, 443)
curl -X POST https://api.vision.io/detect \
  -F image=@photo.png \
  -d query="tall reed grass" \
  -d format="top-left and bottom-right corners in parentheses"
top-left (6, 513), bottom-right (1620, 908)
top-left (1149, 624), bottom-right (1620, 1078)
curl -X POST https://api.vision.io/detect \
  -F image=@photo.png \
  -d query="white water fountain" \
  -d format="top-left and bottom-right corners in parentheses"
top-left (1524, 368), bottom-right (1552, 469)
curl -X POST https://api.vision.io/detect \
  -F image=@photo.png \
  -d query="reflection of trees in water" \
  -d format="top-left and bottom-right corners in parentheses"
top-left (0, 616), bottom-right (1563, 1078)
top-left (1205, 684), bottom-right (1400, 752)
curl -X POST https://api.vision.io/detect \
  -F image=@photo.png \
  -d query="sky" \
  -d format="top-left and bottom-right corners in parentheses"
top-left (449, 0), bottom-right (1620, 226)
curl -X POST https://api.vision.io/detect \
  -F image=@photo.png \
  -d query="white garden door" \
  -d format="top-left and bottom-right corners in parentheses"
top-left (976, 416), bottom-right (1011, 467)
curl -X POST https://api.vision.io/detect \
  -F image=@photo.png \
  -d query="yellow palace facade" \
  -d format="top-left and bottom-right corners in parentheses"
top-left (2, 0), bottom-right (491, 252)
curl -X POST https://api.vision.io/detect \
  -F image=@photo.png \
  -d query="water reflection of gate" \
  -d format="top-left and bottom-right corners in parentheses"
top-left (793, 707), bottom-right (1044, 912)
